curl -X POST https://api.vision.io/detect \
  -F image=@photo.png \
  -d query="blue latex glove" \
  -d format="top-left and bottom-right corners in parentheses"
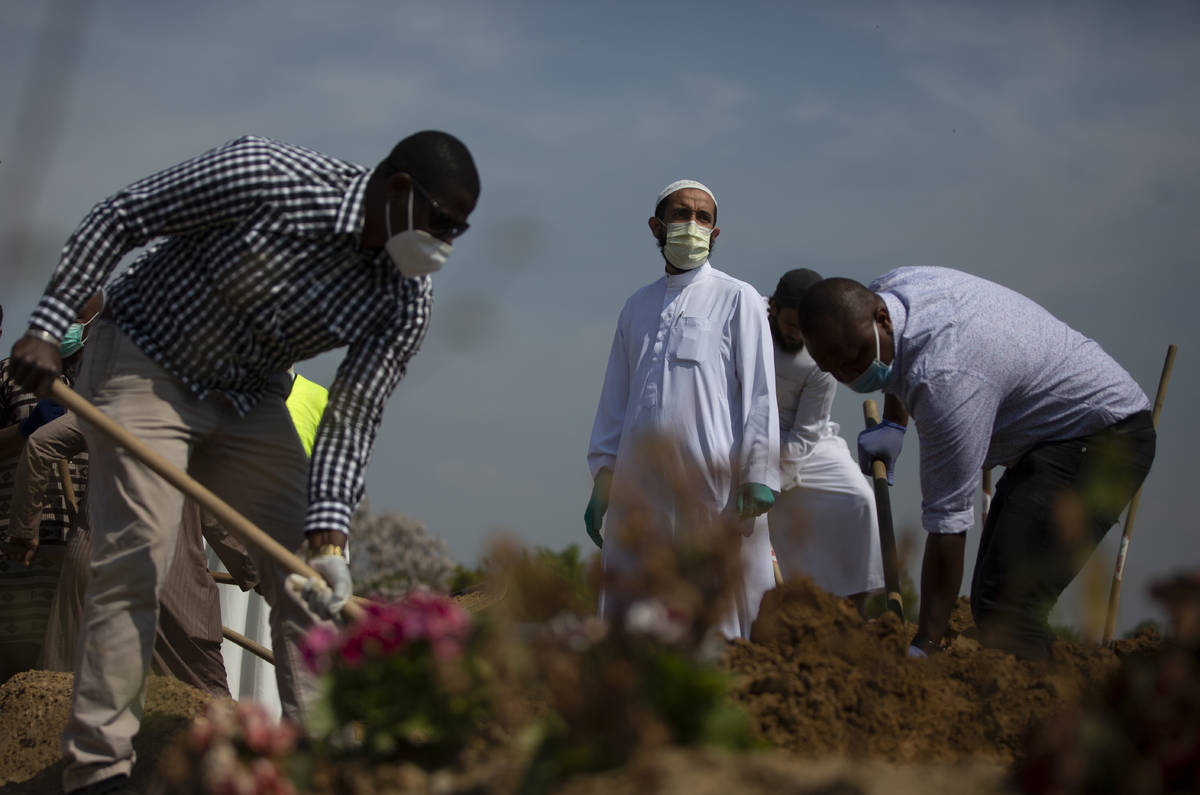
top-left (736, 482), bottom-right (775, 520)
top-left (18, 399), bottom-right (65, 437)
top-left (584, 469), bottom-right (613, 549)
top-left (857, 420), bottom-right (906, 486)
top-left (906, 645), bottom-right (928, 659)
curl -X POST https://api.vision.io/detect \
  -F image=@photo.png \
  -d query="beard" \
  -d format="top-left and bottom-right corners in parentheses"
top-left (770, 316), bottom-right (804, 354)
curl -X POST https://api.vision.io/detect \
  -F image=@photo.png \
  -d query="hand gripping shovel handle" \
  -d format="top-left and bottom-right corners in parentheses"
top-left (863, 400), bottom-right (905, 622)
top-left (50, 381), bottom-right (364, 623)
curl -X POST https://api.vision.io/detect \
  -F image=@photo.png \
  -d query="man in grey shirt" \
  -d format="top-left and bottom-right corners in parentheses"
top-left (797, 267), bottom-right (1155, 660)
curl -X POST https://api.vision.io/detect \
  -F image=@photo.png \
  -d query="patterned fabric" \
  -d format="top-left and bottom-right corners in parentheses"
top-left (27, 136), bottom-right (433, 536)
top-left (0, 357), bottom-right (86, 543)
top-left (0, 357), bottom-right (87, 681)
top-left (870, 266), bottom-right (1150, 535)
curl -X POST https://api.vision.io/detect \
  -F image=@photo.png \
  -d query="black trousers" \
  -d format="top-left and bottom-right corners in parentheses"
top-left (970, 411), bottom-right (1156, 660)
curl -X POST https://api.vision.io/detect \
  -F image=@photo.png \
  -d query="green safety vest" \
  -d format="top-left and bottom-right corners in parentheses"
top-left (286, 374), bottom-right (329, 457)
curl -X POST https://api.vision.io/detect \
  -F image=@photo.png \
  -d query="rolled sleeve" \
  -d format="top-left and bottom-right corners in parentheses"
top-left (912, 372), bottom-right (999, 535)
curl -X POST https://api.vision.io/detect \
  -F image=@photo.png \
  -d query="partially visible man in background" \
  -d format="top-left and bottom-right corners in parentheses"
top-left (586, 179), bottom-right (779, 640)
top-left (766, 269), bottom-right (883, 615)
top-left (0, 296), bottom-right (97, 682)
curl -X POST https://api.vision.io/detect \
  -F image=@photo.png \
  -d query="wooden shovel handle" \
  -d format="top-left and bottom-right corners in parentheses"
top-left (863, 399), bottom-right (905, 622)
top-left (51, 381), bottom-right (363, 622)
top-left (57, 459), bottom-right (78, 523)
top-left (862, 400), bottom-right (889, 481)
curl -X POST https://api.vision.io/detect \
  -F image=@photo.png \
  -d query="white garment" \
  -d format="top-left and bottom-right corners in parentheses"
top-left (205, 543), bottom-right (282, 720)
top-left (588, 262), bottom-right (780, 640)
top-left (768, 338), bottom-right (884, 596)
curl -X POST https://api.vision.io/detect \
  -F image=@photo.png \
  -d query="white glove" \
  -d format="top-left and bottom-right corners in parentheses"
top-left (906, 644), bottom-right (928, 659)
top-left (287, 553), bottom-right (352, 621)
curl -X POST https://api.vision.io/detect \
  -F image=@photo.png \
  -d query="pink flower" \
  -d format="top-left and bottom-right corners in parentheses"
top-left (339, 632), bottom-right (366, 667)
top-left (299, 624), bottom-right (339, 673)
top-left (237, 703), bottom-right (272, 755)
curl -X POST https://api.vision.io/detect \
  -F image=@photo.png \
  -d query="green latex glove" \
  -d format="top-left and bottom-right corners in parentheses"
top-left (584, 468), bottom-right (613, 548)
top-left (736, 482), bottom-right (775, 519)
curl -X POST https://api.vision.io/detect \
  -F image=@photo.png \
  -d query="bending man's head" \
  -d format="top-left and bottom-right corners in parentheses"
top-left (363, 130), bottom-right (480, 249)
top-left (797, 277), bottom-right (894, 384)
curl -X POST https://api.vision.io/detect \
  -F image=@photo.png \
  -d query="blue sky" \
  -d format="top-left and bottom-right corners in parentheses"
top-left (3, 0), bottom-right (1197, 634)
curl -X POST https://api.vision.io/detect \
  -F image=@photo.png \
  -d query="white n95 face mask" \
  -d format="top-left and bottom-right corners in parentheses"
top-left (385, 188), bottom-right (453, 278)
top-left (662, 220), bottom-right (712, 270)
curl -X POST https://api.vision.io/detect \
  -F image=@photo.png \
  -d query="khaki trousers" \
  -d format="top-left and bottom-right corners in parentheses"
top-left (62, 321), bottom-right (323, 792)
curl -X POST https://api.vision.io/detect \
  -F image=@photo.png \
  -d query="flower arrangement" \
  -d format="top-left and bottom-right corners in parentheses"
top-left (182, 701), bottom-right (300, 795)
top-left (301, 588), bottom-right (493, 767)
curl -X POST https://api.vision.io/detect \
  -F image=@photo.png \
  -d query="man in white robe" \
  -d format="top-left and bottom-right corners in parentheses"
top-left (585, 180), bottom-right (779, 640)
top-left (765, 269), bottom-right (884, 615)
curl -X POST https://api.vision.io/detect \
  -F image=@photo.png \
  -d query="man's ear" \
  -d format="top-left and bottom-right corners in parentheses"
top-left (648, 216), bottom-right (664, 241)
top-left (710, 226), bottom-right (720, 242)
top-left (876, 302), bottom-right (893, 337)
top-left (387, 170), bottom-right (412, 195)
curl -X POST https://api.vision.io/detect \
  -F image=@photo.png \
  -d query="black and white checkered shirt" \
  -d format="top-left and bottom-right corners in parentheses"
top-left (29, 136), bottom-right (432, 537)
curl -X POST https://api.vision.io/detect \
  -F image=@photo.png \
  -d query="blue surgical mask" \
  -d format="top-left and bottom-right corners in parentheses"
top-left (846, 321), bottom-right (892, 393)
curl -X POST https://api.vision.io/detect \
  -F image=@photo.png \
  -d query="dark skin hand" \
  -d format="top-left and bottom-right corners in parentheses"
top-left (914, 532), bottom-right (967, 649)
top-left (9, 336), bottom-right (62, 398)
top-left (8, 293), bottom-right (101, 398)
top-left (0, 536), bottom-right (38, 567)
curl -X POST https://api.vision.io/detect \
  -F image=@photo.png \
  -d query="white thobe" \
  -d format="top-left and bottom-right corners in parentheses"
top-left (767, 336), bottom-right (884, 597)
top-left (205, 543), bottom-right (282, 719)
top-left (588, 262), bottom-right (780, 639)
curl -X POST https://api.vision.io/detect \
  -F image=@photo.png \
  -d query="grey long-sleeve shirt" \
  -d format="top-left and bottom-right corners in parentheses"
top-left (871, 267), bottom-right (1149, 535)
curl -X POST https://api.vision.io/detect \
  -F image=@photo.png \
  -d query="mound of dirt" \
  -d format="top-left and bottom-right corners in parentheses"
top-left (0, 670), bottom-right (224, 794)
top-left (556, 748), bottom-right (1009, 795)
top-left (728, 578), bottom-right (1155, 765)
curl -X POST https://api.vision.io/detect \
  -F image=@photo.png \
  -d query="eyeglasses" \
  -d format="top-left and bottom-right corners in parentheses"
top-left (410, 178), bottom-right (470, 242)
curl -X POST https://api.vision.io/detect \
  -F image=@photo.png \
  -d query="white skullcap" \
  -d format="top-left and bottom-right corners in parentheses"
top-left (655, 179), bottom-right (717, 210)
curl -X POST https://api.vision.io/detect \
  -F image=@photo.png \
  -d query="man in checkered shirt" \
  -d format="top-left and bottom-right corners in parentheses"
top-left (8, 131), bottom-right (479, 795)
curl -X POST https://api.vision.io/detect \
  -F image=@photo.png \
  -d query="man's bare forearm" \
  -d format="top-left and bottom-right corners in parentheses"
top-left (882, 393), bottom-right (908, 427)
top-left (915, 532), bottom-right (966, 647)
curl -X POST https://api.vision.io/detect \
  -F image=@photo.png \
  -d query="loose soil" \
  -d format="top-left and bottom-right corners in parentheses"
top-left (730, 578), bottom-right (1156, 765)
top-left (0, 671), bottom-right (223, 794)
top-left (0, 579), bottom-right (1161, 793)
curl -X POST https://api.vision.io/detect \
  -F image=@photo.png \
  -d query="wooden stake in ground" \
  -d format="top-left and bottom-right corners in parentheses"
top-left (1101, 343), bottom-right (1177, 645)
top-left (863, 400), bottom-right (905, 622)
top-left (50, 381), bottom-right (364, 623)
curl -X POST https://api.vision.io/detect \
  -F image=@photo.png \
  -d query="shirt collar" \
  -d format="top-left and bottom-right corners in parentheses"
top-left (333, 170), bottom-right (372, 240)
top-left (665, 260), bottom-right (711, 289)
top-left (879, 291), bottom-right (907, 384)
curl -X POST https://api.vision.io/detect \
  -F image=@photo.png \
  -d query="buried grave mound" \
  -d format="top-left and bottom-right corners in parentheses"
top-left (728, 577), bottom-right (1158, 764)
top-left (0, 670), bottom-right (223, 794)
